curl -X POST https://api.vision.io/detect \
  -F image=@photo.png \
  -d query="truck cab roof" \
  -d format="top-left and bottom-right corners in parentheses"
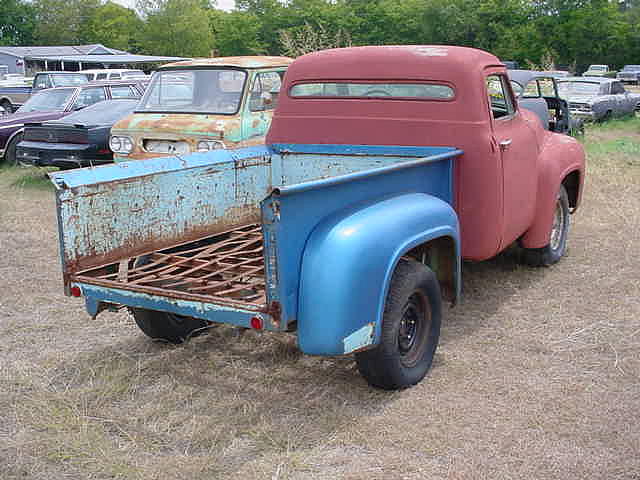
top-left (159, 56), bottom-right (293, 70)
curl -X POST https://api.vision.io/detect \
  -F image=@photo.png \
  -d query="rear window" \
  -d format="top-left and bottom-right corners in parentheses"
top-left (289, 82), bottom-right (455, 100)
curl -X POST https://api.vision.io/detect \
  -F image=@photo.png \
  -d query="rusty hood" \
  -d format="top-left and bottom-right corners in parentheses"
top-left (111, 112), bottom-right (242, 142)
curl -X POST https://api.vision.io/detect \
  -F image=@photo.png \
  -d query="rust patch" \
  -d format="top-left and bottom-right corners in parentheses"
top-left (160, 56), bottom-right (293, 70)
top-left (265, 300), bottom-right (282, 327)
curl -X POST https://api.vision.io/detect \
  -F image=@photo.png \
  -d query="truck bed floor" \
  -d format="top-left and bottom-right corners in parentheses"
top-left (74, 224), bottom-right (266, 307)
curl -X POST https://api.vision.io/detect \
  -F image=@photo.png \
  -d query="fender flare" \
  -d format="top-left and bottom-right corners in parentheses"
top-left (521, 134), bottom-right (585, 249)
top-left (297, 192), bottom-right (460, 356)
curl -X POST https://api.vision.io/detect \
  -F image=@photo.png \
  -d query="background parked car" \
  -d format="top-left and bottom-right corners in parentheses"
top-left (616, 65), bottom-right (640, 84)
top-left (508, 69), bottom-right (572, 134)
top-left (582, 64), bottom-right (614, 77)
top-left (557, 77), bottom-right (640, 121)
top-left (17, 99), bottom-right (139, 169)
top-left (82, 69), bottom-right (148, 81)
top-left (0, 80), bottom-right (145, 165)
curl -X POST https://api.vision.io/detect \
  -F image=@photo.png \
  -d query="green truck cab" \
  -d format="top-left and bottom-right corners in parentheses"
top-left (109, 56), bottom-right (293, 160)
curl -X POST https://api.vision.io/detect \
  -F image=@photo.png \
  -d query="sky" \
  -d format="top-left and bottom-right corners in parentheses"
top-left (112, 0), bottom-right (236, 11)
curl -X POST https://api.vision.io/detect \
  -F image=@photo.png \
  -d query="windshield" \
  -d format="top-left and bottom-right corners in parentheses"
top-left (557, 81), bottom-right (600, 96)
top-left (588, 65), bottom-right (606, 71)
top-left (51, 74), bottom-right (89, 87)
top-left (623, 65), bottom-right (640, 71)
top-left (138, 69), bottom-right (247, 114)
top-left (17, 88), bottom-right (75, 113)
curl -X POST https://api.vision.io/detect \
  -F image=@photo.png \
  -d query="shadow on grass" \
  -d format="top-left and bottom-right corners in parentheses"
top-left (1, 165), bottom-right (56, 190)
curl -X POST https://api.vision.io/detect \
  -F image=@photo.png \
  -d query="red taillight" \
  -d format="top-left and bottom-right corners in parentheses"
top-left (250, 316), bottom-right (263, 330)
top-left (70, 286), bottom-right (82, 297)
top-left (97, 148), bottom-right (110, 154)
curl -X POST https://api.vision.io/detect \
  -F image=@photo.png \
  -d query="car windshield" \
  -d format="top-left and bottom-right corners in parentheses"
top-left (138, 69), bottom-right (247, 114)
top-left (59, 99), bottom-right (139, 125)
top-left (589, 66), bottom-right (606, 72)
top-left (17, 88), bottom-right (75, 113)
top-left (50, 74), bottom-right (89, 87)
top-left (557, 81), bottom-right (600, 96)
top-left (623, 65), bottom-right (640, 71)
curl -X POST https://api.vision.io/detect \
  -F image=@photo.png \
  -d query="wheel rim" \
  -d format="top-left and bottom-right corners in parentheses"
top-left (549, 197), bottom-right (566, 251)
top-left (397, 291), bottom-right (431, 367)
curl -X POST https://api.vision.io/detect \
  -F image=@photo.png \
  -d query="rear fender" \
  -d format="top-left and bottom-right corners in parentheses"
top-left (297, 193), bottom-right (460, 356)
top-left (521, 134), bottom-right (585, 249)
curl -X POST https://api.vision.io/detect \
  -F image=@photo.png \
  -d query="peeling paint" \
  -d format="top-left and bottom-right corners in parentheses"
top-left (343, 322), bottom-right (376, 354)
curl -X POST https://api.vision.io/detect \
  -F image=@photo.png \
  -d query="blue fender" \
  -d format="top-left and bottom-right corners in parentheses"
top-left (297, 192), bottom-right (460, 356)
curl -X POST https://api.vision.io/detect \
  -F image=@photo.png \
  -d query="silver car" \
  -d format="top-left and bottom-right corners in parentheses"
top-left (557, 77), bottom-right (640, 121)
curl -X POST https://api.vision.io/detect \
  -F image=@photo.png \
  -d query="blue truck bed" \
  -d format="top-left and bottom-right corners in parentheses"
top-left (51, 143), bottom-right (461, 351)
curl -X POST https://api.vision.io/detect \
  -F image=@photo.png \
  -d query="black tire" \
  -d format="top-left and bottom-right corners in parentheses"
top-left (130, 308), bottom-right (210, 344)
top-left (3, 132), bottom-right (23, 166)
top-left (600, 110), bottom-right (612, 122)
top-left (522, 185), bottom-right (570, 267)
top-left (355, 259), bottom-right (442, 390)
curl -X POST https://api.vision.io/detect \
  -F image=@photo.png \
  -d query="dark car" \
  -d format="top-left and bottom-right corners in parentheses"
top-left (616, 65), bottom-right (640, 84)
top-left (0, 80), bottom-right (145, 165)
top-left (17, 99), bottom-right (139, 169)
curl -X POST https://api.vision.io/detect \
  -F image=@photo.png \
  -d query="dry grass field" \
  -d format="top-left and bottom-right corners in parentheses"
top-left (1, 118), bottom-right (639, 479)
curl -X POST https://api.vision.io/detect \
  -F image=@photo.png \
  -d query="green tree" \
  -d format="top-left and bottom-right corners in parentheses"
top-left (137, 0), bottom-right (215, 56)
top-left (211, 10), bottom-right (267, 55)
top-left (0, 0), bottom-right (36, 45)
top-left (83, 2), bottom-right (144, 52)
top-left (32, 0), bottom-right (101, 44)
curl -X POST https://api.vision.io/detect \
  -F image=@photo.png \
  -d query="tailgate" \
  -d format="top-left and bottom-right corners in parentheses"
top-left (50, 146), bottom-right (274, 293)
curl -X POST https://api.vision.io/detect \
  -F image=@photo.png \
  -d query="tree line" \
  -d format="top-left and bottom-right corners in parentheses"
top-left (2, 0), bottom-right (640, 72)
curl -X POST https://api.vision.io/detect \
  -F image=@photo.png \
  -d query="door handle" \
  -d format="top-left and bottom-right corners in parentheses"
top-left (499, 139), bottom-right (512, 151)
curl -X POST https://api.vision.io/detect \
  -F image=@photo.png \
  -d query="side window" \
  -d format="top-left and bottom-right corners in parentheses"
top-left (611, 82), bottom-right (624, 94)
top-left (110, 73), bottom-right (121, 80)
top-left (110, 85), bottom-right (138, 98)
top-left (486, 74), bottom-right (515, 119)
top-left (34, 74), bottom-right (52, 90)
top-left (523, 81), bottom-right (541, 98)
top-left (72, 87), bottom-right (107, 109)
top-left (538, 78), bottom-right (556, 97)
top-left (96, 73), bottom-right (108, 80)
top-left (249, 71), bottom-right (284, 112)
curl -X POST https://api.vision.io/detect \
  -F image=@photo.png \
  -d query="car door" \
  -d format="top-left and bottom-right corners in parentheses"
top-left (242, 70), bottom-right (285, 145)
top-left (613, 82), bottom-right (635, 114)
top-left (486, 72), bottom-right (539, 248)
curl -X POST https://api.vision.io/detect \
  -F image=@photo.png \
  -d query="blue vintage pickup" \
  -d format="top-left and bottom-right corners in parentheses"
top-left (50, 46), bottom-right (585, 389)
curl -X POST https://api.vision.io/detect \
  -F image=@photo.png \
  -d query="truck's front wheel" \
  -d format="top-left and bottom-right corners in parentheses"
top-left (130, 308), bottom-right (210, 344)
top-left (355, 259), bottom-right (442, 390)
top-left (522, 185), bottom-right (570, 267)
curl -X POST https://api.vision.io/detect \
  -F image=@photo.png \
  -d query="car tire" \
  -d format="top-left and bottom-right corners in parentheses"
top-left (3, 132), bottom-right (23, 166)
top-left (130, 308), bottom-right (210, 344)
top-left (355, 259), bottom-right (442, 390)
top-left (522, 185), bottom-right (570, 267)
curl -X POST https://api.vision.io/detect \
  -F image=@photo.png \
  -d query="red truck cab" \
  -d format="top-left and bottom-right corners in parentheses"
top-left (268, 45), bottom-right (586, 264)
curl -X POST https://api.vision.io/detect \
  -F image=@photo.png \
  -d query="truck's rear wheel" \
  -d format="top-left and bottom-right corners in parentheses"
top-left (522, 185), bottom-right (570, 267)
top-left (130, 308), bottom-right (210, 343)
top-left (355, 259), bottom-right (442, 390)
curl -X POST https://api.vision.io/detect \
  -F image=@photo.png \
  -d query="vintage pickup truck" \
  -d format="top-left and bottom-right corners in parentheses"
top-left (0, 71), bottom-right (89, 113)
top-left (50, 46), bottom-right (585, 390)
top-left (109, 56), bottom-right (292, 160)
